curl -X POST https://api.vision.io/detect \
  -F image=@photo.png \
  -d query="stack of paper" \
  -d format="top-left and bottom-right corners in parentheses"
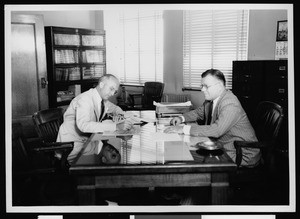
top-left (154, 101), bottom-right (192, 107)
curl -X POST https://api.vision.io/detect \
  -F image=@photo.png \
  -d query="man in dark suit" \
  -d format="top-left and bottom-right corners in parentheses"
top-left (165, 69), bottom-right (261, 167)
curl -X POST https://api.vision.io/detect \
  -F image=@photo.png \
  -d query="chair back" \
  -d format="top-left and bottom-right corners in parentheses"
top-left (32, 108), bottom-right (64, 142)
top-left (143, 82), bottom-right (165, 107)
top-left (253, 101), bottom-right (284, 145)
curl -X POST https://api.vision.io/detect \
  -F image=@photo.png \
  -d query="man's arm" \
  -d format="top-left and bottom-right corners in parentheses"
top-left (189, 98), bottom-right (241, 138)
top-left (106, 101), bottom-right (125, 115)
top-left (76, 98), bottom-right (117, 133)
top-left (182, 105), bottom-right (205, 123)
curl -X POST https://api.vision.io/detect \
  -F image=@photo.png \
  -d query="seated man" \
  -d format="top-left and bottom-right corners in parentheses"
top-left (164, 69), bottom-right (261, 167)
top-left (56, 74), bottom-right (133, 163)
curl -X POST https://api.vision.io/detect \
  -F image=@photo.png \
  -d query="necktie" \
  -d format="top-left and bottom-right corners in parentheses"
top-left (99, 100), bottom-right (105, 122)
top-left (206, 101), bottom-right (213, 125)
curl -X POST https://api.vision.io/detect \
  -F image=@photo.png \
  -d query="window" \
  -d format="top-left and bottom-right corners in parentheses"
top-left (105, 9), bottom-right (163, 85)
top-left (183, 10), bottom-right (249, 89)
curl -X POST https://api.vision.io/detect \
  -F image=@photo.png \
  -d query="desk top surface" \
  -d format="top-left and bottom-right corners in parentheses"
top-left (69, 111), bottom-right (236, 175)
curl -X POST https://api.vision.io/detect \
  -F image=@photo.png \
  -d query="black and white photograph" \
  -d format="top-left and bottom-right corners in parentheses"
top-left (3, 3), bottom-right (295, 217)
top-left (276, 20), bottom-right (288, 41)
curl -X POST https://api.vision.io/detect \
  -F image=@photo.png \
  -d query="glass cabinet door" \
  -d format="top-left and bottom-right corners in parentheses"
top-left (54, 33), bottom-right (80, 46)
top-left (81, 35), bottom-right (104, 46)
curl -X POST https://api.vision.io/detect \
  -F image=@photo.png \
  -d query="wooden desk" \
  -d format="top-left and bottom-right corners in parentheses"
top-left (69, 111), bottom-right (236, 205)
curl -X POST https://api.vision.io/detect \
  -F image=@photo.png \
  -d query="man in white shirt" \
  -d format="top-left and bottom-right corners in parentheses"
top-left (56, 74), bottom-right (132, 162)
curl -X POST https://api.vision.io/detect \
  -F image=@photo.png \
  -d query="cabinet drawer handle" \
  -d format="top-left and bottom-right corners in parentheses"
top-left (279, 66), bottom-right (286, 71)
top-left (242, 96), bottom-right (250, 99)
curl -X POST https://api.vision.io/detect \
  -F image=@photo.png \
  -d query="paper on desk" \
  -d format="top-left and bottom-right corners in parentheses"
top-left (103, 126), bottom-right (141, 136)
top-left (153, 101), bottom-right (192, 107)
top-left (182, 135), bottom-right (211, 150)
top-left (164, 141), bottom-right (194, 161)
top-left (126, 140), bottom-right (194, 163)
top-left (151, 132), bottom-right (182, 142)
top-left (124, 114), bottom-right (156, 124)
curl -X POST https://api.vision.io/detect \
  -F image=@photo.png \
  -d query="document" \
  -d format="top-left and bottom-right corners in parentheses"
top-left (151, 132), bottom-right (182, 142)
top-left (182, 135), bottom-right (211, 150)
top-left (123, 111), bottom-right (156, 124)
top-left (164, 141), bottom-right (194, 161)
top-left (153, 101), bottom-right (192, 107)
top-left (103, 126), bottom-right (141, 136)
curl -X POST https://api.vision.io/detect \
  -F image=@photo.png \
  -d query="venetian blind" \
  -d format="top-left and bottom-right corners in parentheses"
top-left (183, 10), bottom-right (249, 89)
top-left (105, 10), bottom-right (163, 85)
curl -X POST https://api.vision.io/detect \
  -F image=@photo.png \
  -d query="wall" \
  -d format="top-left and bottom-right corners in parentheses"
top-left (248, 10), bottom-right (287, 60)
top-left (163, 11), bottom-right (205, 107)
top-left (13, 9), bottom-right (288, 108)
top-left (163, 9), bottom-right (288, 108)
top-left (15, 10), bottom-right (102, 29)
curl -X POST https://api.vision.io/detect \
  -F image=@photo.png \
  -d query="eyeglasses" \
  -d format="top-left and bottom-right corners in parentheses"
top-left (199, 82), bottom-right (220, 90)
top-left (109, 86), bottom-right (118, 95)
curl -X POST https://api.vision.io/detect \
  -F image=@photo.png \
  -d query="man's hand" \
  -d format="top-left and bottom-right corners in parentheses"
top-left (164, 125), bottom-right (184, 134)
top-left (170, 117), bottom-right (183, 126)
top-left (116, 119), bottom-right (133, 131)
top-left (111, 114), bottom-right (125, 123)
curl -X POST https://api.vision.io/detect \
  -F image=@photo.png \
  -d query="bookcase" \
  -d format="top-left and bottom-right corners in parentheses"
top-left (45, 26), bottom-right (106, 108)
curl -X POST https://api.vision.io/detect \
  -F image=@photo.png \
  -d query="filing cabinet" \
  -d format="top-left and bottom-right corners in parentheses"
top-left (232, 60), bottom-right (288, 151)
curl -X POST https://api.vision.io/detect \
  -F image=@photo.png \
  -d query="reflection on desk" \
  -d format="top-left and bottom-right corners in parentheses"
top-left (73, 120), bottom-right (231, 167)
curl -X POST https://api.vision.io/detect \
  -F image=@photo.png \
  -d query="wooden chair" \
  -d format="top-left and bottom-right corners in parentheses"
top-left (128, 82), bottom-right (165, 110)
top-left (32, 108), bottom-right (73, 151)
top-left (230, 101), bottom-right (287, 204)
top-left (12, 123), bottom-right (77, 205)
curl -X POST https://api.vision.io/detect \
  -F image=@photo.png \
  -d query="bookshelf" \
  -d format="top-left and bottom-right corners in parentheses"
top-left (45, 26), bottom-right (106, 107)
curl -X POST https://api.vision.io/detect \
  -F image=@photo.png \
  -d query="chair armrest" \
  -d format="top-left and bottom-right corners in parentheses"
top-left (129, 93), bottom-right (143, 97)
top-left (234, 141), bottom-right (266, 167)
top-left (33, 142), bottom-right (73, 152)
top-left (234, 141), bottom-right (265, 149)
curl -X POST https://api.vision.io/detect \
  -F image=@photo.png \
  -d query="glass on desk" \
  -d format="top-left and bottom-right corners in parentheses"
top-left (156, 117), bottom-right (172, 132)
top-left (72, 111), bottom-right (232, 168)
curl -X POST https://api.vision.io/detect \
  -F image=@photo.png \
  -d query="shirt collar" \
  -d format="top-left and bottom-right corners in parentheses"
top-left (212, 96), bottom-right (220, 113)
top-left (213, 96), bottom-right (220, 105)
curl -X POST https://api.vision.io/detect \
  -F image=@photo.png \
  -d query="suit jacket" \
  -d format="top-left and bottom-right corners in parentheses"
top-left (183, 90), bottom-right (261, 167)
top-left (56, 88), bottom-right (124, 146)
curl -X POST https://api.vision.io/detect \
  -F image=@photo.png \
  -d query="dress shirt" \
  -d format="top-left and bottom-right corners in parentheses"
top-left (182, 96), bottom-right (220, 134)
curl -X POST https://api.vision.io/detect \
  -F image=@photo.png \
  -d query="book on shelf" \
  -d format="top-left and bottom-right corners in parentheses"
top-left (57, 90), bottom-right (75, 102)
top-left (68, 67), bottom-right (81, 80)
top-left (82, 66), bottom-right (104, 79)
top-left (82, 50), bottom-right (104, 63)
top-left (54, 33), bottom-right (80, 46)
top-left (94, 66), bottom-right (105, 77)
top-left (56, 67), bottom-right (80, 81)
top-left (54, 50), bottom-right (79, 64)
top-left (68, 84), bottom-right (81, 97)
top-left (82, 35), bottom-right (104, 46)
